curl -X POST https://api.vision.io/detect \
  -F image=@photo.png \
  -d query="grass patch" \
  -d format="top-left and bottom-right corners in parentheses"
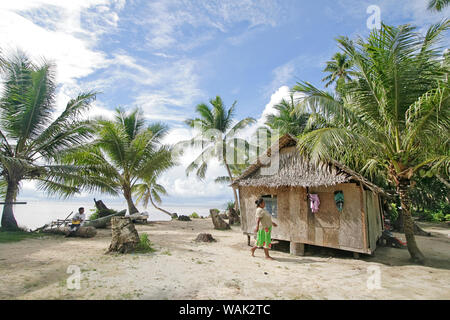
top-left (0, 230), bottom-right (43, 243)
top-left (135, 233), bottom-right (156, 253)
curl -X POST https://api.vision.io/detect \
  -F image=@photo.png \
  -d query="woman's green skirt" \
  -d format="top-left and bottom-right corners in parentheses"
top-left (255, 226), bottom-right (272, 249)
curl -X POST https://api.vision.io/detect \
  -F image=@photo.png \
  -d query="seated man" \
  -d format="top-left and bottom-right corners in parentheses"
top-left (66, 207), bottom-right (86, 236)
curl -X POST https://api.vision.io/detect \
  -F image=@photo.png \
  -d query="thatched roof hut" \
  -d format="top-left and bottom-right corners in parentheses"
top-left (234, 134), bottom-right (384, 256)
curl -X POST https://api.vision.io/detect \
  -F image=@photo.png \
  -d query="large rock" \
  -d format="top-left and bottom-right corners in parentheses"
top-left (210, 209), bottom-right (231, 230)
top-left (107, 217), bottom-right (140, 254)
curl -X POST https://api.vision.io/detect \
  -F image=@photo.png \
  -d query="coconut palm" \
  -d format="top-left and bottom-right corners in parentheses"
top-left (428, 0), bottom-right (450, 11)
top-left (292, 22), bottom-right (450, 263)
top-left (135, 174), bottom-right (174, 217)
top-left (178, 96), bottom-right (255, 211)
top-left (63, 108), bottom-right (173, 215)
top-left (0, 52), bottom-right (97, 230)
top-left (265, 94), bottom-right (315, 136)
top-left (214, 163), bottom-right (248, 184)
top-left (321, 52), bottom-right (355, 88)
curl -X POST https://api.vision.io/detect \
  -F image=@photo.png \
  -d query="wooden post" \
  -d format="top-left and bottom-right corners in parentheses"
top-left (290, 242), bottom-right (305, 256)
top-left (359, 185), bottom-right (368, 251)
top-left (247, 234), bottom-right (251, 246)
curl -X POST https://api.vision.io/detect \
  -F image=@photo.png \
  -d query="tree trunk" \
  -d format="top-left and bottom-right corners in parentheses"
top-left (210, 209), bottom-right (230, 230)
top-left (124, 189), bottom-right (139, 215)
top-left (43, 226), bottom-right (97, 238)
top-left (107, 217), bottom-right (140, 254)
top-left (149, 193), bottom-right (175, 218)
top-left (1, 180), bottom-right (19, 231)
top-left (224, 161), bottom-right (239, 212)
top-left (397, 178), bottom-right (425, 264)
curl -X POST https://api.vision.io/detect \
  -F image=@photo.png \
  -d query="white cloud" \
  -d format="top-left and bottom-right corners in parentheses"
top-left (136, 0), bottom-right (286, 51)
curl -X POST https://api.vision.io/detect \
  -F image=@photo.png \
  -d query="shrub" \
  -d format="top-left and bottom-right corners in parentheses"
top-left (89, 212), bottom-right (99, 220)
top-left (190, 212), bottom-right (200, 219)
top-left (445, 214), bottom-right (450, 221)
top-left (135, 233), bottom-right (155, 253)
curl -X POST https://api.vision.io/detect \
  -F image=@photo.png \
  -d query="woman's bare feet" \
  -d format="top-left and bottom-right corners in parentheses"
top-left (250, 247), bottom-right (257, 257)
top-left (265, 256), bottom-right (275, 260)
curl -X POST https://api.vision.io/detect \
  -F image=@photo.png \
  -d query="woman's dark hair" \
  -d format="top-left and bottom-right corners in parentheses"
top-left (255, 198), bottom-right (264, 207)
top-left (78, 207), bottom-right (84, 212)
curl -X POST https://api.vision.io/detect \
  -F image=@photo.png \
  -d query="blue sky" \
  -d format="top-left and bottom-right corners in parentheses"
top-left (0, 0), bottom-right (449, 208)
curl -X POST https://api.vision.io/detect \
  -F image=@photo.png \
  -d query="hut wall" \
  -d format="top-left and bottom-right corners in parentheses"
top-left (309, 183), bottom-right (364, 250)
top-left (239, 182), bottom-right (377, 253)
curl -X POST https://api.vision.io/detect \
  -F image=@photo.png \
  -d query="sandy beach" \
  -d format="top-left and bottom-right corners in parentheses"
top-left (0, 218), bottom-right (449, 300)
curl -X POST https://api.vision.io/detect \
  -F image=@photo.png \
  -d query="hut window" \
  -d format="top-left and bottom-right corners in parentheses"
top-left (262, 195), bottom-right (278, 218)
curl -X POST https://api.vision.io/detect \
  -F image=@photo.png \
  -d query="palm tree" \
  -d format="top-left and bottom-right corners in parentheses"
top-left (135, 174), bottom-right (174, 217)
top-left (0, 52), bottom-right (97, 230)
top-left (321, 52), bottom-right (355, 88)
top-left (292, 22), bottom-right (450, 263)
top-left (63, 108), bottom-right (173, 215)
top-left (178, 96), bottom-right (255, 211)
top-left (214, 163), bottom-right (248, 184)
top-left (428, 0), bottom-right (449, 11)
top-left (265, 94), bottom-right (313, 136)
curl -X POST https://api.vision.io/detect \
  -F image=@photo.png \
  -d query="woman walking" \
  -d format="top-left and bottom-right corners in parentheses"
top-left (250, 198), bottom-right (277, 260)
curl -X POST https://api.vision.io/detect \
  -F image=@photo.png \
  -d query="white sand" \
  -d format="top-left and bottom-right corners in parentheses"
top-left (0, 218), bottom-right (449, 300)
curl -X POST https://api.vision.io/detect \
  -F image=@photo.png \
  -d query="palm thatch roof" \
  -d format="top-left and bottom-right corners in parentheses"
top-left (232, 134), bottom-right (385, 194)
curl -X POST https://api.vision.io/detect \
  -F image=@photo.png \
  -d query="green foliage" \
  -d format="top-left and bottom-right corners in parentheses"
top-left (62, 108), bottom-right (174, 214)
top-left (265, 95), bottom-right (315, 136)
top-left (0, 230), bottom-right (42, 243)
top-left (293, 21), bottom-right (450, 189)
top-left (135, 233), bottom-right (155, 253)
top-left (321, 52), bottom-right (355, 88)
top-left (89, 211), bottom-right (99, 220)
top-left (428, 0), bottom-right (450, 11)
top-left (0, 51), bottom-right (97, 230)
top-left (389, 203), bottom-right (399, 223)
top-left (415, 201), bottom-right (450, 222)
top-left (190, 212), bottom-right (200, 219)
top-left (225, 201), bottom-right (235, 211)
top-left (177, 96), bottom-right (255, 180)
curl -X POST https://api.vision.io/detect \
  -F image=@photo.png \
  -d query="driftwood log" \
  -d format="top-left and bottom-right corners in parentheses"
top-left (210, 209), bottom-right (230, 230)
top-left (107, 217), bottom-right (140, 254)
top-left (42, 226), bottom-right (97, 238)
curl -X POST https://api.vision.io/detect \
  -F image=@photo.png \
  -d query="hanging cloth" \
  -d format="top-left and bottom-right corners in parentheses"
top-left (309, 194), bottom-right (320, 213)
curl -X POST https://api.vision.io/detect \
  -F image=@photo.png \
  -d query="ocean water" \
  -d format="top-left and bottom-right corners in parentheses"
top-left (1, 200), bottom-right (217, 230)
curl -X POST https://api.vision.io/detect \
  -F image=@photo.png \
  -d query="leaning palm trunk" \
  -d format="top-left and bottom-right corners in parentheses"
top-left (396, 178), bottom-right (425, 263)
top-left (149, 193), bottom-right (174, 217)
top-left (1, 180), bottom-right (19, 230)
